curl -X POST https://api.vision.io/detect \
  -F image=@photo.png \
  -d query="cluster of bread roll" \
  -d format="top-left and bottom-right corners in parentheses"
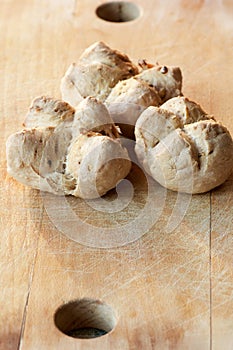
top-left (6, 42), bottom-right (233, 197)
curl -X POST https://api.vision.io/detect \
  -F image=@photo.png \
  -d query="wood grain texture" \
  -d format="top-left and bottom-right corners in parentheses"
top-left (0, 0), bottom-right (233, 349)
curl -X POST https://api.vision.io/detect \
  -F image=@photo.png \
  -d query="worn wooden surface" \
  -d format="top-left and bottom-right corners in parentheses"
top-left (1, 0), bottom-right (233, 349)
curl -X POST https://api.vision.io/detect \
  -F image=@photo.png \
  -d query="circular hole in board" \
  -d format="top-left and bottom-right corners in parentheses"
top-left (96, 1), bottom-right (141, 23)
top-left (54, 298), bottom-right (117, 339)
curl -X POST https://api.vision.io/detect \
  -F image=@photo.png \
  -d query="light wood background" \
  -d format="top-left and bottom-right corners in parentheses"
top-left (1, 0), bottom-right (233, 349)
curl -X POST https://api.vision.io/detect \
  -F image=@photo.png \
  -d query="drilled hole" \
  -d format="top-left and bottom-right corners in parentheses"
top-left (54, 298), bottom-right (117, 339)
top-left (96, 1), bottom-right (141, 23)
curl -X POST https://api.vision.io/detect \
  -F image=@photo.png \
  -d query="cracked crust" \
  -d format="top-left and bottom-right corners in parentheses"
top-left (106, 77), bottom-right (162, 138)
top-left (65, 133), bottom-right (131, 198)
top-left (60, 42), bottom-right (184, 139)
top-left (6, 96), bottom-right (131, 198)
top-left (73, 96), bottom-right (119, 139)
top-left (23, 96), bottom-right (75, 128)
top-left (105, 66), bottom-right (183, 139)
top-left (160, 96), bottom-right (214, 124)
top-left (60, 41), bottom-right (139, 106)
top-left (135, 106), bottom-right (183, 172)
top-left (136, 65), bottom-right (183, 103)
top-left (6, 127), bottom-right (67, 194)
top-left (135, 97), bottom-right (233, 193)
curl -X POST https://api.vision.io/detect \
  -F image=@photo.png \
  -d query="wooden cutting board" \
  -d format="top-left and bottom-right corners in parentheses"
top-left (1, 0), bottom-right (233, 349)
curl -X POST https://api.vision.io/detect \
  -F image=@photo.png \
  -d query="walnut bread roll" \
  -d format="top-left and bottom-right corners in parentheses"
top-left (7, 42), bottom-right (232, 197)
top-left (61, 41), bottom-right (183, 138)
top-left (6, 96), bottom-right (131, 199)
top-left (135, 96), bottom-right (233, 193)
